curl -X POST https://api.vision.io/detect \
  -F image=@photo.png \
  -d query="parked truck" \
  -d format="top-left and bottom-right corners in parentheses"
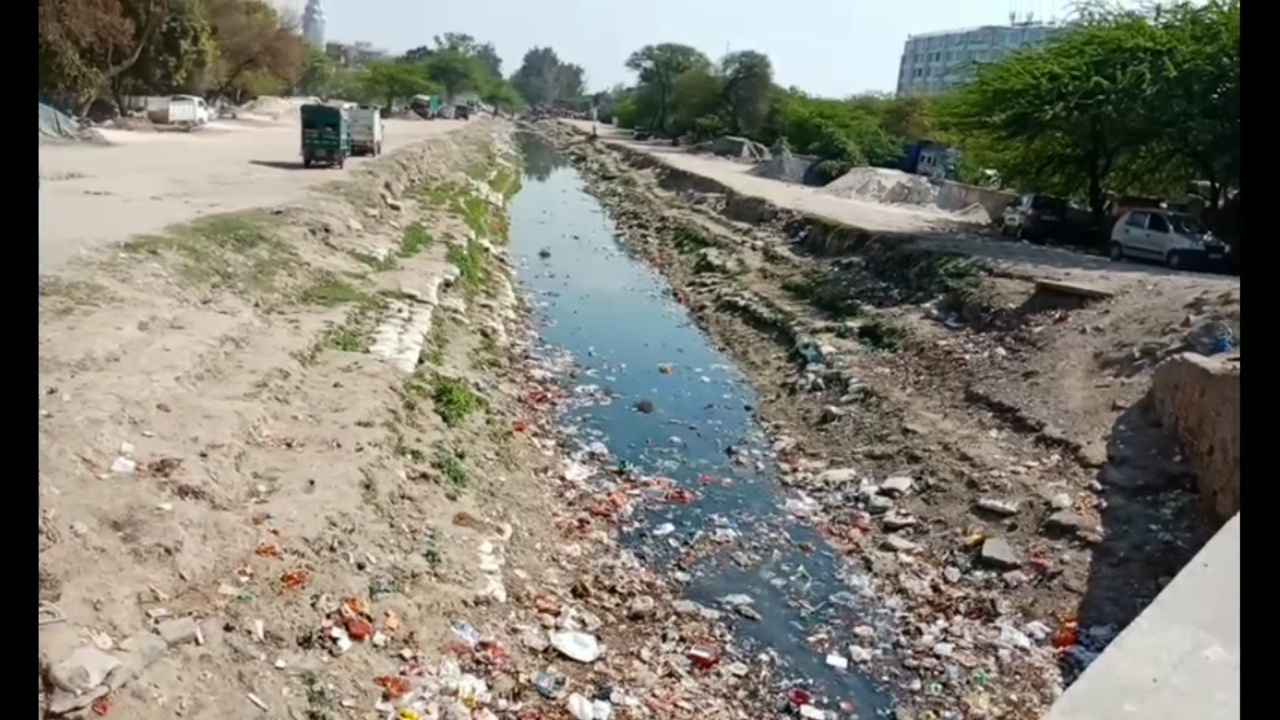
top-left (349, 105), bottom-right (383, 156)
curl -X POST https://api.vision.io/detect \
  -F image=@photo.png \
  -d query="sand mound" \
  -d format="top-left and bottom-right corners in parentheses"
top-left (821, 167), bottom-right (941, 206)
top-left (237, 95), bottom-right (317, 120)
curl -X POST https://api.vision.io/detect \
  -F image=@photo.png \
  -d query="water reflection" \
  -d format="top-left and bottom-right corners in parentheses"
top-left (516, 132), bottom-right (569, 182)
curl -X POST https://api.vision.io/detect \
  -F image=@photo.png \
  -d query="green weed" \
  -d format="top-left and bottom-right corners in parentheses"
top-left (400, 222), bottom-right (433, 256)
top-left (430, 374), bottom-right (485, 427)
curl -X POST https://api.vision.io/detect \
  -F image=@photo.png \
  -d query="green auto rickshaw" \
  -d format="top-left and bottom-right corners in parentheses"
top-left (300, 104), bottom-right (350, 168)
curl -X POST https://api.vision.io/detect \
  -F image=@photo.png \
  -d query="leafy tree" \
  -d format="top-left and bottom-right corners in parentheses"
top-left (39, 0), bottom-right (168, 111)
top-left (422, 49), bottom-right (484, 102)
top-left (719, 50), bottom-right (773, 135)
top-left (624, 43), bottom-right (712, 134)
top-left (295, 42), bottom-right (334, 96)
top-left (935, 3), bottom-right (1239, 231)
top-left (480, 78), bottom-right (524, 115)
top-left (430, 32), bottom-right (503, 78)
top-left (1141, 0), bottom-right (1239, 207)
top-left (115, 0), bottom-right (216, 96)
top-left (510, 47), bottom-right (586, 108)
top-left (206, 0), bottom-right (303, 100)
top-left (358, 59), bottom-right (435, 108)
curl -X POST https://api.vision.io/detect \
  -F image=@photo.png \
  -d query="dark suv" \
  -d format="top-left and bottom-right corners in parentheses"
top-left (1001, 193), bottom-right (1070, 242)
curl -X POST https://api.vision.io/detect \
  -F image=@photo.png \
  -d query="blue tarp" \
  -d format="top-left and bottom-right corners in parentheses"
top-left (39, 102), bottom-right (82, 139)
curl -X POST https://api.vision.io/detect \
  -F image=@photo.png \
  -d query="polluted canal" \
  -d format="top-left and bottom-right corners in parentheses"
top-left (507, 133), bottom-right (895, 718)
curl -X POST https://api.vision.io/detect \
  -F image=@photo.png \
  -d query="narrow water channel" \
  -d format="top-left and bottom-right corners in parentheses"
top-left (508, 134), bottom-right (893, 718)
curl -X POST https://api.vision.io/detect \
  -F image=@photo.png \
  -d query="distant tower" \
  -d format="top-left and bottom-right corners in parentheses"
top-left (302, 0), bottom-right (326, 48)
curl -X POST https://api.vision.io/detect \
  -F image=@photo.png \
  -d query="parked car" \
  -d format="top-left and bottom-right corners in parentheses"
top-left (1109, 208), bottom-right (1228, 270)
top-left (633, 127), bottom-right (652, 141)
top-left (1000, 193), bottom-right (1070, 242)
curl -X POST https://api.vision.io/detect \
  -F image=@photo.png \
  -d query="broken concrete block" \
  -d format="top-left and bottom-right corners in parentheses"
top-left (156, 617), bottom-right (200, 646)
top-left (48, 646), bottom-right (120, 695)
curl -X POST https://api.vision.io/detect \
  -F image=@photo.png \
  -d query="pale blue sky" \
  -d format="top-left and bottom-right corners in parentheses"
top-left (325, 0), bottom-right (1072, 96)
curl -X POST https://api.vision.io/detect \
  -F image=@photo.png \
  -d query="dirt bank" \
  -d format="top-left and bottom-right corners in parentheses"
top-left (538, 120), bottom-right (1240, 719)
top-left (39, 121), bottom-right (774, 720)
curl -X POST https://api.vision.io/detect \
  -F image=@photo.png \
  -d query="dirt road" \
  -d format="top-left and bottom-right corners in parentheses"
top-left (38, 118), bottom-right (466, 273)
top-left (564, 120), bottom-right (1238, 296)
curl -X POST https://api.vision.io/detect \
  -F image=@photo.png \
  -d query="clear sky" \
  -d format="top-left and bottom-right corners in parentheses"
top-left (325, 0), bottom-right (1072, 96)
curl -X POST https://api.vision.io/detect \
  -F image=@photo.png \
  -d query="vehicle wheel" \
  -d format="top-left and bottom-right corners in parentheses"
top-left (303, 157), bottom-right (312, 168)
top-left (1165, 250), bottom-right (1184, 270)
top-left (1109, 242), bottom-right (1124, 261)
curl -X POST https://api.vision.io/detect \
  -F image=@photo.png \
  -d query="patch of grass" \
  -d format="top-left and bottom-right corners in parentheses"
top-left (39, 277), bottom-right (112, 317)
top-left (299, 275), bottom-right (375, 307)
top-left (421, 181), bottom-right (467, 209)
top-left (489, 166), bottom-right (520, 197)
top-left (295, 296), bottom-right (386, 364)
top-left (672, 226), bottom-right (712, 253)
top-left (855, 318), bottom-right (909, 351)
top-left (122, 211), bottom-right (296, 292)
top-left (782, 272), bottom-right (865, 319)
top-left (432, 445), bottom-right (469, 489)
top-left (399, 222), bottom-right (433, 257)
top-left (425, 317), bottom-right (450, 366)
top-left (430, 373), bottom-right (485, 427)
top-left (446, 240), bottom-right (489, 296)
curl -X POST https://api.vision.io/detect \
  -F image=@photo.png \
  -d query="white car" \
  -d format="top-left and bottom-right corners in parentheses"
top-left (1109, 208), bottom-right (1228, 270)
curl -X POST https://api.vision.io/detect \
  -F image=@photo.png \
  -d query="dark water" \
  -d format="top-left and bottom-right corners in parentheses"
top-left (509, 134), bottom-right (893, 718)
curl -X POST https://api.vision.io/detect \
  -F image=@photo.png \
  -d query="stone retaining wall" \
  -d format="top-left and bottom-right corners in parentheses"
top-left (1150, 352), bottom-right (1241, 524)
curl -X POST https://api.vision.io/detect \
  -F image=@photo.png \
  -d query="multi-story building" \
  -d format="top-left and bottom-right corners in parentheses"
top-left (302, 0), bottom-right (326, 49)
top-left (896, 18), bottom-right (1063, 96)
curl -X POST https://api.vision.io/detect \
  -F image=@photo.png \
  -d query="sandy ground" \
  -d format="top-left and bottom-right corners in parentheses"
top-left (39, 118), bottom-right (466, 273)
top-left (564, 121), bottom-right (1239, 297)
top-left (543, 122), bottom-right (1240, 718)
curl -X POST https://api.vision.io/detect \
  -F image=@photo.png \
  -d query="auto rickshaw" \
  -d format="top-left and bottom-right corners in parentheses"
top-left (300, 103), bottom-right (350, 168)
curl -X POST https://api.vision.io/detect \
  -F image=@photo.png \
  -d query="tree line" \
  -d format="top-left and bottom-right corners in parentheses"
top-left (600, 1), bottom-right (1239, 229)
top-left (38, 0), bottom-right (591, 117)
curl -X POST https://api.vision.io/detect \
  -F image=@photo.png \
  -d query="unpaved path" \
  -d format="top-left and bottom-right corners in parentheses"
top-left (564, 120), bottom-right (1239, 296)
top-left (39, 119), bottom-right (466, 273)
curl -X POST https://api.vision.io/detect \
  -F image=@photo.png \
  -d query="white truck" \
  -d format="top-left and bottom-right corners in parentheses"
top-left (349, 106), bottom-right (383, 157)
top-left (162, 95), bottom-right (212, 127)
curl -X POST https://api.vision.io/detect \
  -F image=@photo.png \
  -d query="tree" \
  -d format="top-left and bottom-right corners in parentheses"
top-left (206, 0), bottom-right (303, 100)
top-left (480, 78), bottom-right (524, 115)
top-left (624, 43), bottom-right (712, 134)
top-left (935, 15), bottom-right (1173, 230)
top-left (1141, 0), bottom-right (1240, 207)
top-left (431, 32), bottom-right (503, 78)
top-left (719, 50), bottom-right (773, 136)
top-left (113, 0), bottom-right (216, 102)
top-left (935, 4), bottom-right (1239, 232)
top-left (358, 59), bottom-right (435, 108)
top-left (39, 0), bottom-right (168, 112)
top-left (510, 46), bottom-right (585, 108)
top-left (295, 42), bottom-right (334, 96)
top-left (422, 49), bottom-right (483, 101)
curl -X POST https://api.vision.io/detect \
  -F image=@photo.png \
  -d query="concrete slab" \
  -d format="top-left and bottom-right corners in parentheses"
top-left (1044, 513), bottom-right (1239, 720)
